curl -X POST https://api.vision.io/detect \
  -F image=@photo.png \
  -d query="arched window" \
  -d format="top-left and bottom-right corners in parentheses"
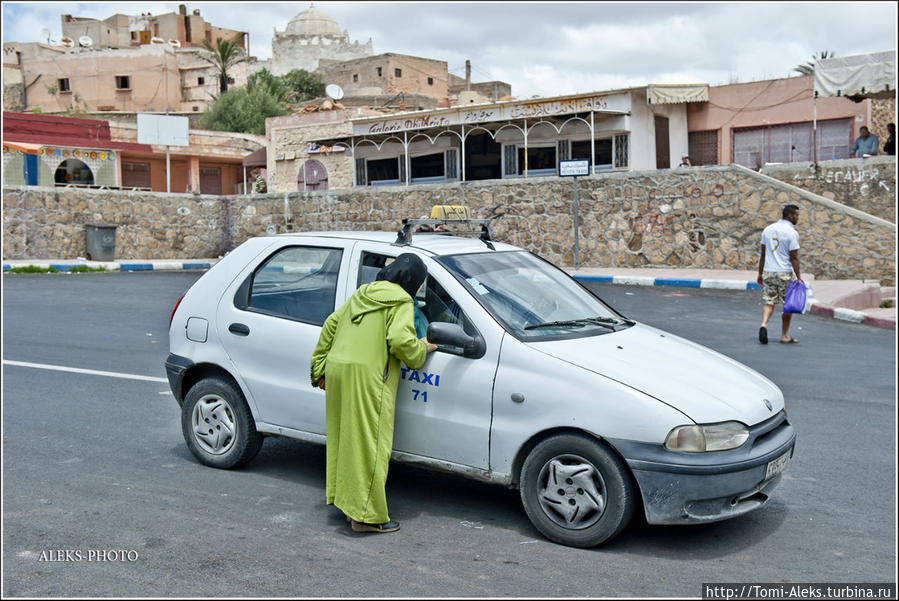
top-left (297, 159), bottom-right (328, 191)
top-left (54, 159), bottom-right (94, 185)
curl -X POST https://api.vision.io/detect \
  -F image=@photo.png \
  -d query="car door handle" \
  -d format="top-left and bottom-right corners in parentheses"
top-left (228, 323), bottom-right (250, 336)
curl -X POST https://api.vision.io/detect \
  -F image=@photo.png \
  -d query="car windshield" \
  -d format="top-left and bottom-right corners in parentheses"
top-left (439, 251), bottom-right (631, 340)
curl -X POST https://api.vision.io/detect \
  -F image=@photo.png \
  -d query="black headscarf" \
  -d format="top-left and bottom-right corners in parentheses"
top-left (376, 253), bottom-right (428, 298)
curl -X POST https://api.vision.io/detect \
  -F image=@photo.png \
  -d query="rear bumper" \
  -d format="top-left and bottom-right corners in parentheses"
top-left (608, 411), bottom-right (796, 525)
top-left (164, 353), bottom-right (194, 406)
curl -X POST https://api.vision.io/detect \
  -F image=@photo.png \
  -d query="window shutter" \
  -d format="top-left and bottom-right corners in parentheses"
top-left (444, 148), bottom-right (459, 181)
top-left (614, 134), bottom-right (629, 168)
top-left (558, 140), bottom-right (570, 161)
top-left (503, 145), bottom-right (517, 177)
top-left (355, 158), bottom-right (367, 186)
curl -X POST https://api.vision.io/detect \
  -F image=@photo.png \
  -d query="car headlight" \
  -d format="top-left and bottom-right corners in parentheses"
top-left (664, 421), bottom-right (750, 452)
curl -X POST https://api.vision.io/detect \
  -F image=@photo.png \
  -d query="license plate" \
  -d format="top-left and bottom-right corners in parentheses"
top-left (765, 451), bottom-right (790, 480)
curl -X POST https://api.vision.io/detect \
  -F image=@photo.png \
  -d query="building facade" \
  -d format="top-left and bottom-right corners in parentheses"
top-left (3, 112), bottom-right (264, 195)
top-left (60, 4), bottom-right (247, 52)
top-left (317, 53), bottom-right (449, 103)
top-left (265, 85), bottom-right (707, 193)
top-left (3, 41), bottom-right (248, 115)
top-left (686, 74), bottom-right (885, 168)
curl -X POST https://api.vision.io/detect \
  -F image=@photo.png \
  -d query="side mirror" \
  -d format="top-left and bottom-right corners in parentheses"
top-left (426, 322), bottom-right (486, 359)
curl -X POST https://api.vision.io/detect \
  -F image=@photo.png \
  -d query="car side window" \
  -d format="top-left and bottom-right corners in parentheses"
top-left (246, 246), bottom-right (343, 324)
top-left (358, 252), bottom-right (473, 336)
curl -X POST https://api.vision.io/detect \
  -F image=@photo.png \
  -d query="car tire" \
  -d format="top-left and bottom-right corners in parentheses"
top-left (520, 434), bottom-right (636, 548)
top-left (181, 376), bottom-right (263, 469)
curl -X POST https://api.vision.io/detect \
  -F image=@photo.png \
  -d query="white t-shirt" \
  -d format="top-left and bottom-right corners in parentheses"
top-left (761, 219), bottom-right (800, 272)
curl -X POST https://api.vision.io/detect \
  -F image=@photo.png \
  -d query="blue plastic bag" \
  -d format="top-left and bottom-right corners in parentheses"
top-left (783, 279), bottom-right (807, 314)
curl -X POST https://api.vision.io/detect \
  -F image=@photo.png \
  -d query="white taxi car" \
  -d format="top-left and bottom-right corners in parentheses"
top-left (166, 214), bottom-right (796, 548)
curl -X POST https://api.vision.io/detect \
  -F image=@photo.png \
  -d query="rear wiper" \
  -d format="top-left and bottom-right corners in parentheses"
top-left (524, 317), bottom-right (620, 331)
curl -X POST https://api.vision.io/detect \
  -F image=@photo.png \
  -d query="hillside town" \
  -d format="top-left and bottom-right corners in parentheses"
top-left (3, 4), bottom-right (894, 196)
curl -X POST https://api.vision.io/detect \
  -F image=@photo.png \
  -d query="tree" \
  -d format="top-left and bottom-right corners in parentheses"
top-left (202, 38), bottom-right (248, 94)
top-left (247, 68), bottom-right (292, 103)
top-left (793, 50), bottom-right (835, 76)
top-left (201, 86), bottom-right (289, 134)
top-left (282, 69), bottom-right (326, 102)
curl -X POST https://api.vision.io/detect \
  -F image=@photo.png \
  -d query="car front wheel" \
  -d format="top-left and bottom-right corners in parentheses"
top-left (520, 434), bottom-right (636, 548)
top-left (181, 376), bottom-right (263, 469)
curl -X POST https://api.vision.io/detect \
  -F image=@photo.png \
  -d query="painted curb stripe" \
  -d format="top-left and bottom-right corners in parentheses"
top-left (700, 279), bottom-right (750, 290)
top-left (120, 263), bottom-right (154, 271)
top-left (654, 278), bottom-right (702, 288)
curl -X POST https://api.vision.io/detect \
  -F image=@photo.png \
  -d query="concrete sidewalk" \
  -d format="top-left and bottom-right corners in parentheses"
top-left (3, 259), bottom-right (895, 330)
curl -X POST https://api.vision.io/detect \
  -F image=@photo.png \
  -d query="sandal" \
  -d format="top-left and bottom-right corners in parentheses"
top-left (350, 519), bottom-right (400, 533)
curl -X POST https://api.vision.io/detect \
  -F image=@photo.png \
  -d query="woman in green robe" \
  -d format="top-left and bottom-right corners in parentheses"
top-left (310, 253), bottom-right (437, 533)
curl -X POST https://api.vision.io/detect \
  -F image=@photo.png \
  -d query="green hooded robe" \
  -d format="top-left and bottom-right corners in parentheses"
top-left (310, 280), bottom-right (428, 524)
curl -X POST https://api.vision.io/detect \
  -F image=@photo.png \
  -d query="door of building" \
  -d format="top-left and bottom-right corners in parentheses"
top-left (121, 162), bottom-right (151, 189)
top-left (23, 154), bottom-right (38, 185)
top-left (199, 167), bottom-right (222, 195)
top-left (654, 116), bottom-right (670, 168)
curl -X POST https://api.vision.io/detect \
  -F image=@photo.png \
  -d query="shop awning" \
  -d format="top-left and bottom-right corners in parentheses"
top-left (647, 84), bottom-right (709, 104)
top-left (3, 141), bottom-right (44, 154)
top-left (814, 50), bottom-right (896, 100)
top-left (242, 147), bottom-right (267, 168)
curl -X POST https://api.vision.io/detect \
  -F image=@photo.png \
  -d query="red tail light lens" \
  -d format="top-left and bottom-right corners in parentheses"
top-left (169, 291), bottom-right (187, 328)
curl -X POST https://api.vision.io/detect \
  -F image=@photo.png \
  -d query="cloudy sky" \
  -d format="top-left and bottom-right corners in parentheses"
top-left (2, 1), bottom-right (896, 98)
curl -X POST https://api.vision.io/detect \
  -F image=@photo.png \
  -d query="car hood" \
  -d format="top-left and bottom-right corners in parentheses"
top-left (530, 323), bottom-right (784, 425)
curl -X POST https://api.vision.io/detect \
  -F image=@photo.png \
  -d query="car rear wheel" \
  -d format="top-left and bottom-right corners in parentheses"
top-left (520, 434), bottom-right (636, 547)
top-left (181, 376), bottom-right (263, 469)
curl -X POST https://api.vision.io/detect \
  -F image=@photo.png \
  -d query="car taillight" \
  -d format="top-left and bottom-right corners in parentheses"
top-left (169, 291), bottom-right (187, 328)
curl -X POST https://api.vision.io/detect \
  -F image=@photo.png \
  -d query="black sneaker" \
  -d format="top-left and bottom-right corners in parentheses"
top-left (758, 326), bottom-right (768, 344)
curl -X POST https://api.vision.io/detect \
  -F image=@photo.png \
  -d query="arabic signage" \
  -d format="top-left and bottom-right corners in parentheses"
top-left (353, 92), bottom-right (631, 136)
top-left (559, 159), bottom-right (591, 177)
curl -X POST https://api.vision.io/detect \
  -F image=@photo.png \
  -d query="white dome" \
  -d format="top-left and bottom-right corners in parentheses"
top-left (285, 5), bottom-right (342, 35)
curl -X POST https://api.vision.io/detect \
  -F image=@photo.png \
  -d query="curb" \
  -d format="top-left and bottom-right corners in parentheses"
top-left (809, 302), bottom-right (896, 330)
top-left (572, 274), bottom-right (763, 291)
top-left (3, 261), bottom-right (214, 272)
top-left (572, 275), bottom-right (894, 331)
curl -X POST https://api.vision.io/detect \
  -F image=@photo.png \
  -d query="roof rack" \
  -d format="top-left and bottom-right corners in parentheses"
top-left (394, 217), bottom-right (497, 249)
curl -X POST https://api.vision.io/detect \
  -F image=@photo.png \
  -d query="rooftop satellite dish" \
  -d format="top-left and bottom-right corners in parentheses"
top-left (150, 36), bottom-right (165, 44)
top-left (41, 28), bottom-right (51, 43)
top-left (325, 84), bottom-right (344, 101)
top-left (78, 35), bottom-right (93, 48)
top-left (60, 36), bottom-right (75, 48)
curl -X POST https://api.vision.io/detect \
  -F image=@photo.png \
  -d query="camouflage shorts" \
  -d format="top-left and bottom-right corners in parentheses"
top-left (762, 271), bottom-right (794, 305)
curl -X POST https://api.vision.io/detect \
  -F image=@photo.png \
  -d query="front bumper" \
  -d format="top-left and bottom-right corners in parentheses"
top-left (607, 411), bottom-right (796, 525)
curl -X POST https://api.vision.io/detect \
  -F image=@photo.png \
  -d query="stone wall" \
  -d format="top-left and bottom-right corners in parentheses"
top-left (871, 97), bottom-right (896, 145)
top-left (4, 164), bottom-right (896, 284)
top-left (762, 156), bottom-right (896, 222)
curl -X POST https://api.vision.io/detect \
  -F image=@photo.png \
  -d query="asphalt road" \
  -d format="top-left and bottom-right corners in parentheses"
top-left (2, 272), bottom-right (896, 597)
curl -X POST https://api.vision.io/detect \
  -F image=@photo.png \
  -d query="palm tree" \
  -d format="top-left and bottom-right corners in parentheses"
top-left (793, 50), bottom-right (835, 76)
top-left (202, 38), bottom-right (248, 94)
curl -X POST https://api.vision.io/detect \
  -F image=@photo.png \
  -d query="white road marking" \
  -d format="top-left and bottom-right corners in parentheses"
top-left (2, 359), bottom-right (168, 383)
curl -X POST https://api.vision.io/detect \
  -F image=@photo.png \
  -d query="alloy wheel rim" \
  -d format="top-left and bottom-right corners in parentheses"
top-left (536, 454), bottom-right (606, 530)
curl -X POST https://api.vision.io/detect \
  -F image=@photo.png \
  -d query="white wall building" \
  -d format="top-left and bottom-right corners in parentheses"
top-left (285, 84), bottom-right (707, 190)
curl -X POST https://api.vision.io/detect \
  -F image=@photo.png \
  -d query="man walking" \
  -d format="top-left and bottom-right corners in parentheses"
top-left (757, 204), bottom-right (803, 344)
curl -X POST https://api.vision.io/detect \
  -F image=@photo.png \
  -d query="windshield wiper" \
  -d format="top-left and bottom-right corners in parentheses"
top-left (524, 317), bottom-right (620, 331)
